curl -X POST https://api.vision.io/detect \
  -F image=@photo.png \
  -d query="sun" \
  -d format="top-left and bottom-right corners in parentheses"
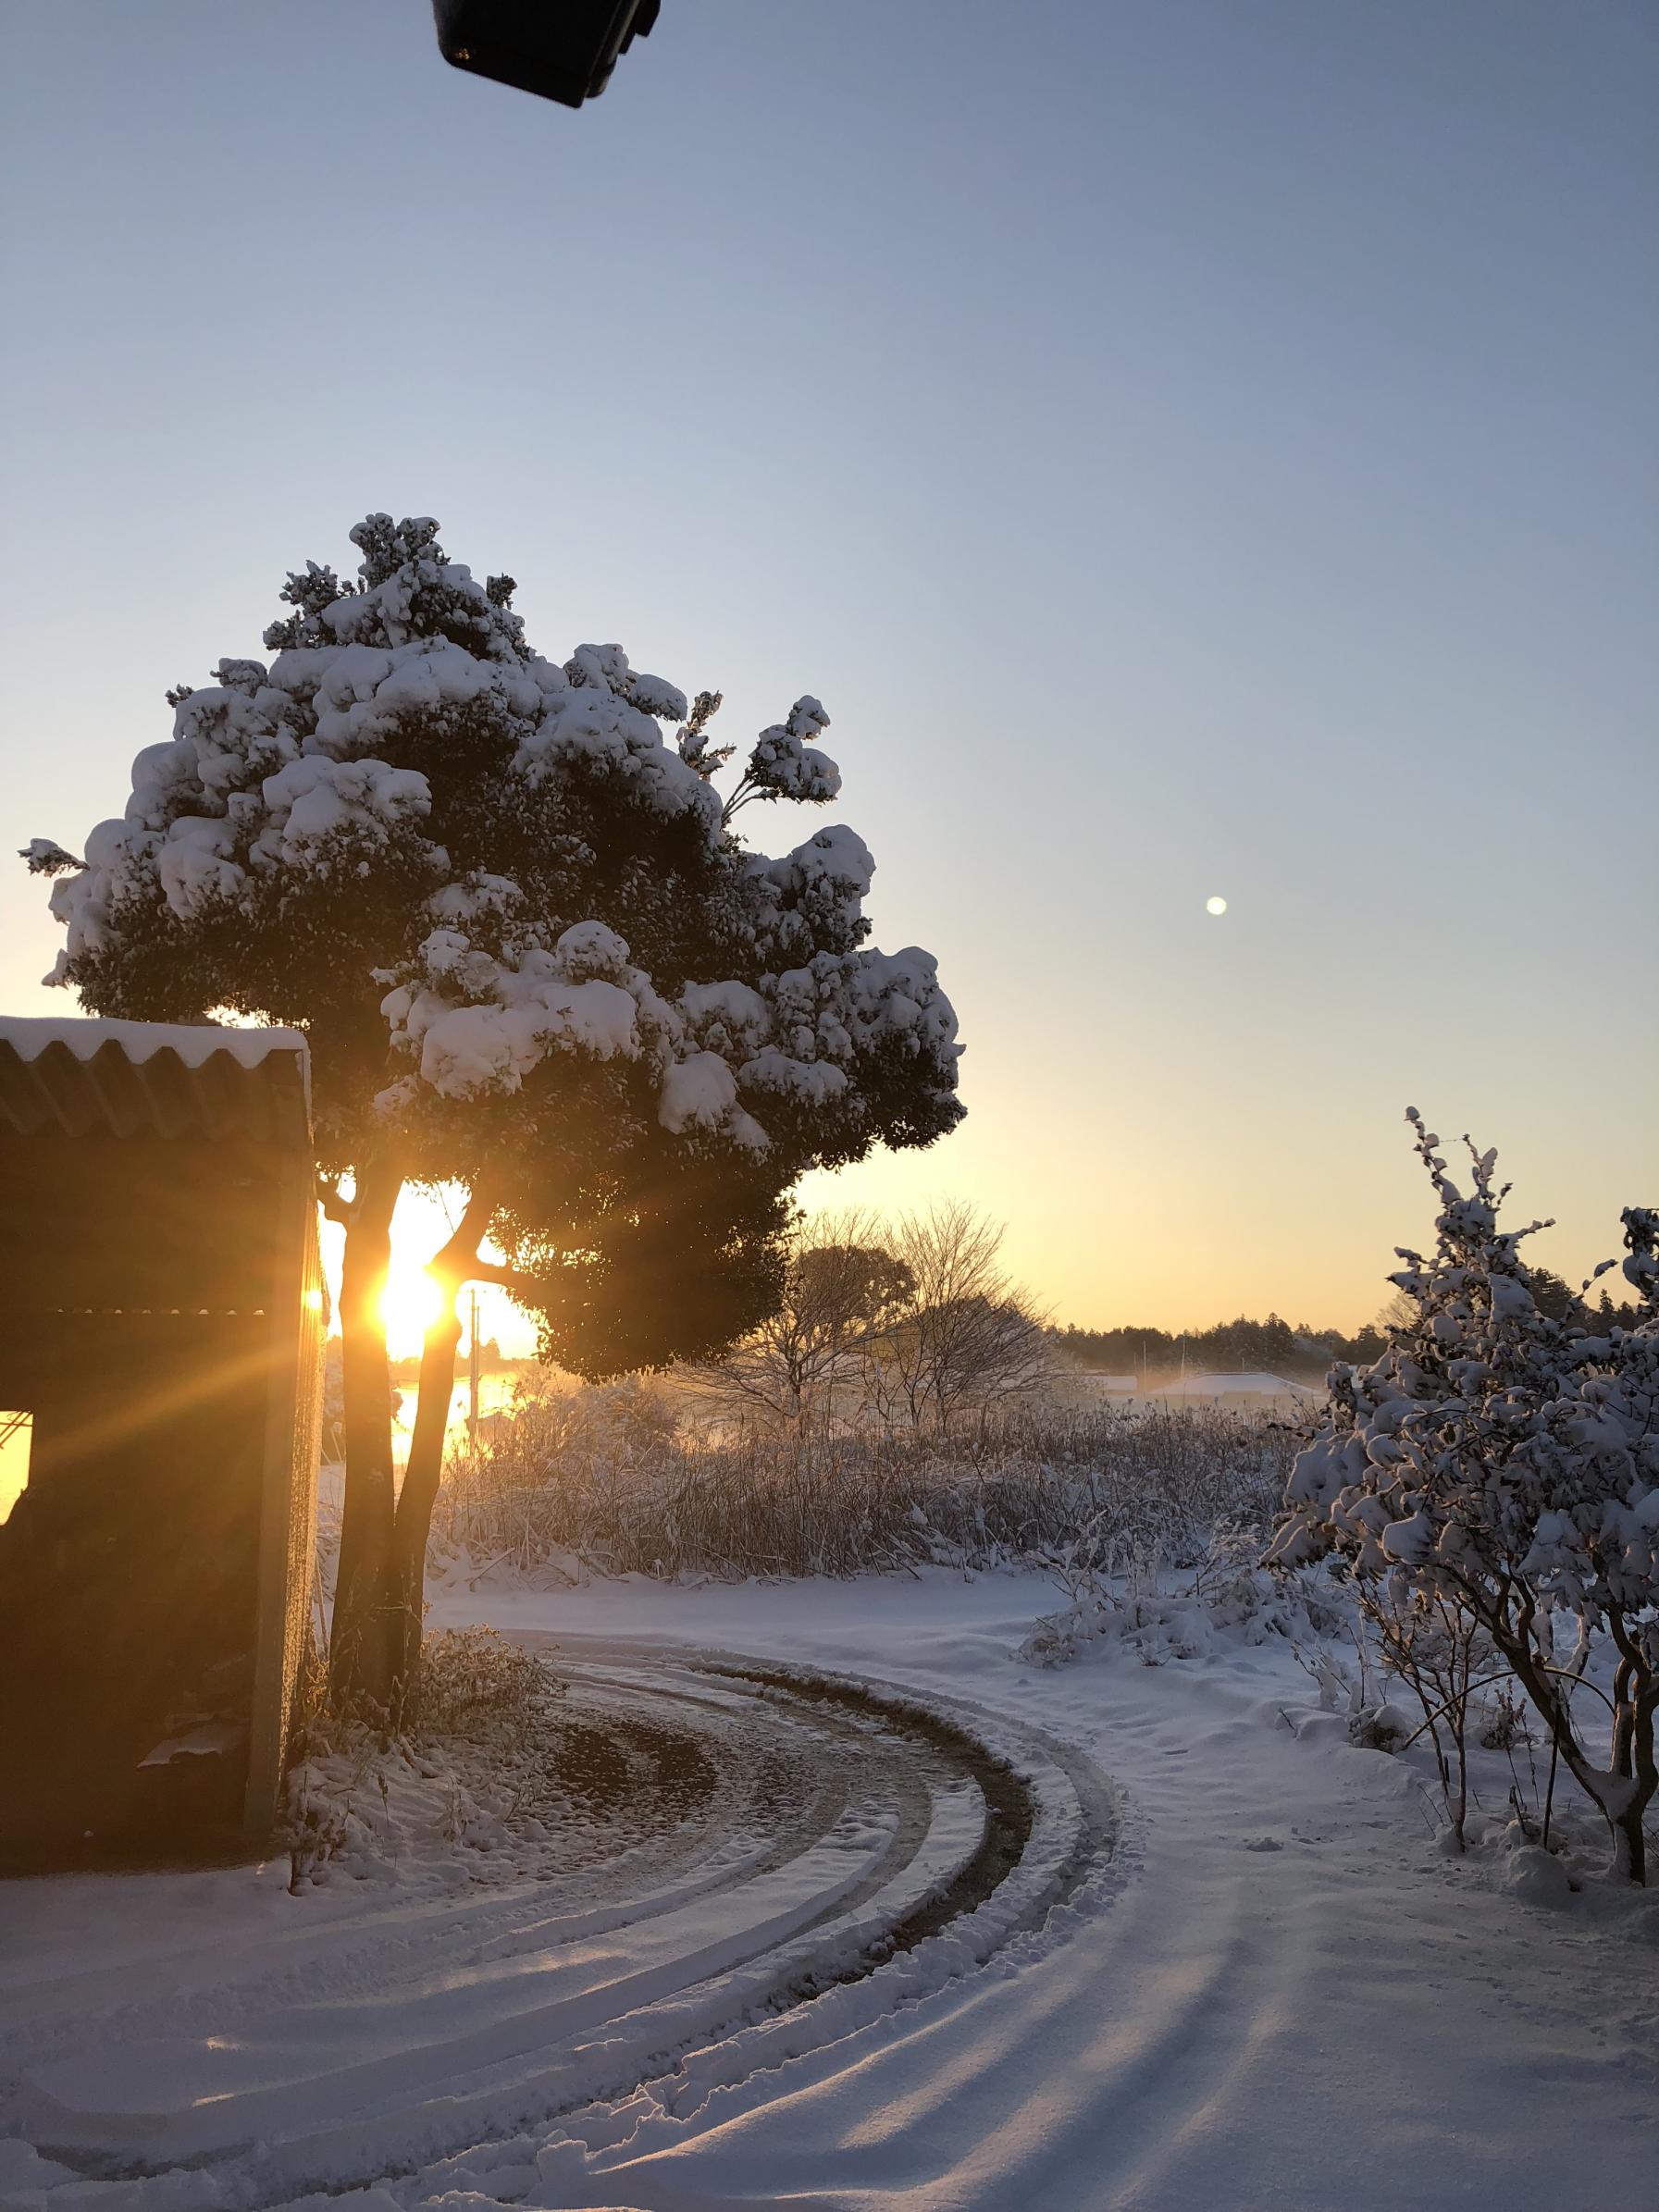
top-left (1205, 895), bottom-right (1228, 916)
top-left (379, 1264), bottom-right (449, 1356)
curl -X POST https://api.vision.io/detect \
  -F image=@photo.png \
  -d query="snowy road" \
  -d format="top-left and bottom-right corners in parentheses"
top-left (0, 1575), bottom-right (1654, 2210)
top-left (0, 1621), bottom-right (1107, 2210)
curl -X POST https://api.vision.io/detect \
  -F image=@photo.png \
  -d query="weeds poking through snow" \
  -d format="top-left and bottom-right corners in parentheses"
top-left (281, 1629), bottom-right (565, 1893)
top-left (420, 1398), bottom-right (1294, 1586)
top-left (1016, 1523), bottom-right (1339, 1669)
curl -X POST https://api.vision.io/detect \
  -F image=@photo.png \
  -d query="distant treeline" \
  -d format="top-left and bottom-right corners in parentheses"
top-left (1052, 1271), bottom-right (1647, 1383)
top-left (1051, 1314), bottom-right (1368, 1382)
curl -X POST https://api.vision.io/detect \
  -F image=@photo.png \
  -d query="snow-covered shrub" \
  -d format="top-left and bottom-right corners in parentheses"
top-left (1285, 1629), bottom-right (1418, 1751)
top-left (428, 1396), bottom-right (1293, 1585)
top-left (1018, 1521), bottom-right (1330, 1669)
top-left (405, 1625), bottom-right (564, 1744)
top-left (1269, 1112), bottom-right (1659, 1880)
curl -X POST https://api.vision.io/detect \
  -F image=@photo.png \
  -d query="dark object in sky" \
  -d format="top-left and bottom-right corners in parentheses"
top-left (432, 0), bottom-right (661, 108)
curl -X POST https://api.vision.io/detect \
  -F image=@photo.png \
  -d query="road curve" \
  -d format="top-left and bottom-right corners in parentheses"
top-left (0, 1637), bottom-right (1119, 2211)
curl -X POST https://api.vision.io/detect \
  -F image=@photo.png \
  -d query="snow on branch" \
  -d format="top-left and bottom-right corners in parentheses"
top-left (28, 513), bottom-right (962, 1199)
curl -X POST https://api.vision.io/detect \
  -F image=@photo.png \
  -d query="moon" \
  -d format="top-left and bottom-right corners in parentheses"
top-left (1205, 895), bottom-right (1228, 916)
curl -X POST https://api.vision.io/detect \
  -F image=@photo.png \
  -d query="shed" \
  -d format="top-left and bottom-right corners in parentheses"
top-left (0, 1017), bottom-right (323, 1865)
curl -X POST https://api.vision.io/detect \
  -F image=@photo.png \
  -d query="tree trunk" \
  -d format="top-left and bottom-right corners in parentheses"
top-left (1599, 1625), bottom-right (1655, 1885)
top-left (389, 1296), bottom-right (464, 1703)
top-left (384, 1188), bottom-right (498, 1711)
top-left (1612, 1798), bottom-right (1648, 1885)
top-left (1515, 1653), bottom-right (1652, 1885)
top-left (1616, 1682), bottom-right (1657, 1886)
top-left (1610, 1658), bottom-right (1636, 1779)
top-left (330, 1160), bottom-right (402, 1711)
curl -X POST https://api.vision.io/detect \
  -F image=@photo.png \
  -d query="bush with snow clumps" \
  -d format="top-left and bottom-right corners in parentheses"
top-left (1269, 1112), bottom-right (1659, 1881)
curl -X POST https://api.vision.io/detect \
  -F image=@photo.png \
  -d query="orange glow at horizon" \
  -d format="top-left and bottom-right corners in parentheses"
top-left (321, 1111), bottom-right (1636, 1369)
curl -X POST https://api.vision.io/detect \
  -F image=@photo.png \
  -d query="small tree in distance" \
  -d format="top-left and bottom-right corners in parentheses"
top-left (685, 1209), bottom-right (914, 1430)
top-left (29, 515), bottom-right (963, 1706)
top-left (1269, 1112), bottom-right (1659, 1881)
top-left (685, 1200), bottom-right (1047, 1436)
top-left (866, 1202), bottom-right (1052, 1436)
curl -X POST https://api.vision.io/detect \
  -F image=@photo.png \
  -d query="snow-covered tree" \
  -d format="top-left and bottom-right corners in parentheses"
top-left (1269, 1112), bottom-right (1659, 1881)
top-left (30, 515), bottom-right (963, 1703)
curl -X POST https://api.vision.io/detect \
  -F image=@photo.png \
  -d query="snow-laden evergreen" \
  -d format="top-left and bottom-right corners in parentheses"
top-left (31, 517), bottom-right (961, 1356)
top-left (27, 515), bottom-right (964, 1699)
top-left (35, 515), bottom-right (959, 1199)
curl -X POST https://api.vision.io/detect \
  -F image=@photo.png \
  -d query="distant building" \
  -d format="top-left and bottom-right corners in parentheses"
top-left (0, 1017), bottom-right (323, 1867)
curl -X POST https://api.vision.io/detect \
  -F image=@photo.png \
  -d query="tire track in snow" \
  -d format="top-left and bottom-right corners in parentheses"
top-left (0, 1640), bottom-right (1117, 2212)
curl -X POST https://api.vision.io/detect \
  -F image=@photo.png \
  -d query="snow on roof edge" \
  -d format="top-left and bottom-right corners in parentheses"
top-left (0, 1015), bottom-right (309, 1075)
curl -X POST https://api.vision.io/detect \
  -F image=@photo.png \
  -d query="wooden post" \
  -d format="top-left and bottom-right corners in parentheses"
top-left (243, 1152), bottom-right (322, 1836)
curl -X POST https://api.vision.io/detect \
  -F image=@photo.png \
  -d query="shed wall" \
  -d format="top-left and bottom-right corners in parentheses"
top-left (0, 1082), bottom-right (321, 1862)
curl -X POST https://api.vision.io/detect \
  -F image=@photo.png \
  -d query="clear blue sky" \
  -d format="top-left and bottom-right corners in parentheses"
top-left (2, 0), bottom-right (1654, 1330)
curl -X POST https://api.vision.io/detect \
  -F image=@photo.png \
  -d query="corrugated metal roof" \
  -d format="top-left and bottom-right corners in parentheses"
top-left (0, 1021), bottom-right (312, 1147)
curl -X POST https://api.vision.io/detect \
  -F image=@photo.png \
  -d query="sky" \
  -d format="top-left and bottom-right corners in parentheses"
top-left (1, 0), bottom-right (1654, 1344)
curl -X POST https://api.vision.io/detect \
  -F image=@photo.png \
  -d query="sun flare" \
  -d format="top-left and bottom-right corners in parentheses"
top-left (379, 1265), bottom-right (448, 1355)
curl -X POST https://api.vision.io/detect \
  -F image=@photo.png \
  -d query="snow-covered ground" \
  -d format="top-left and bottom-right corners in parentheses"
top-left (1, 1571), bottom-right (1654, 2212)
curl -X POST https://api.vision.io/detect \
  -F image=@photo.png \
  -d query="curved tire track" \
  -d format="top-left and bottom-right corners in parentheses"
top-left (2, 1638), bottom-right (1118, 2210)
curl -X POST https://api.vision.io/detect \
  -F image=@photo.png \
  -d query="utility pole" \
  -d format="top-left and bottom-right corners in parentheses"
top-left (468, 1287), bottom-right (480, 1444)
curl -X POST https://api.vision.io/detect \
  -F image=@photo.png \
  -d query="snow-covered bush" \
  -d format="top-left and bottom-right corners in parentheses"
top-left (404, 1625), bottom-right (564, 1744)
top-left (1269, 1112), bottom-right (1659, 1880)
top-left (1018, 1521), bottom-right (1336, 1669)
top-left (427, 1395), bottom-right (1292, 1584)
